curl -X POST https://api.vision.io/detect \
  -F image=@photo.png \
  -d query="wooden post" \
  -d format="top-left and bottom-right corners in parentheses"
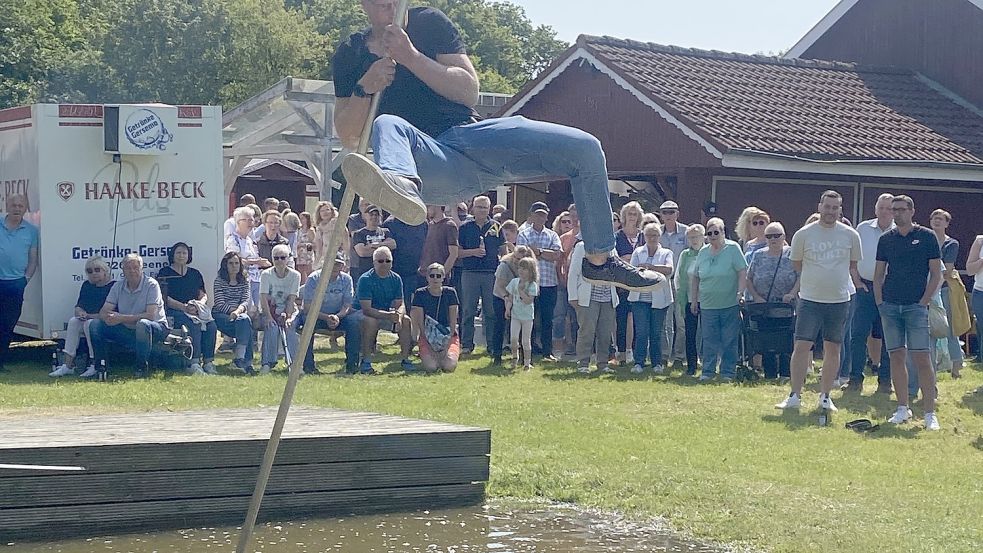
top-left (235, 1), bottom-right (410, 551)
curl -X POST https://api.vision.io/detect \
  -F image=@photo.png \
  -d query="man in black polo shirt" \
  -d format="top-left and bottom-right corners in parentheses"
top-left (873, 195), bottom-right (942, 430)
top-left (458, 195), bottom-right (503, 355)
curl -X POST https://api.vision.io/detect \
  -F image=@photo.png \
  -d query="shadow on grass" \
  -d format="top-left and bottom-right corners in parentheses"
top-left (960, 388), bottom-right (983, 415)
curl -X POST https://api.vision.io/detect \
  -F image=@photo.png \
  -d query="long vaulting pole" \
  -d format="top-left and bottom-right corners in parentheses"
top-left (235, 2), bottom-right (410, 551)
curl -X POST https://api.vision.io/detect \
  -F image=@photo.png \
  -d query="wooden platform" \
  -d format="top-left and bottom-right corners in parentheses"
top-left (0, 407), bottom-right (490, 541)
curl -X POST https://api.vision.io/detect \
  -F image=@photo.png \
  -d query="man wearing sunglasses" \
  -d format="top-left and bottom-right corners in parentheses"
top-left (776, 190), bottom-right (862, 413)
top-left (333, 0), bottom-right (664, 295)
top-left (356, 246), bottom-right (414, 373)
top-left (258, 244), bottom-right (301, 374)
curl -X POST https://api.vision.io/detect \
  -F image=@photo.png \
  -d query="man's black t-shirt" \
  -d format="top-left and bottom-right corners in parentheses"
top-left (386, 215), bottom-right (429, 280)
top-left (332, 7), bottom-right (480, 137)
top-left (352, 226), bottom-right (393, 277)
top-left (412, 286), bottom-right (459, 327)
top-left (459, 219), bottom-right (504, 272)
top-left (876, 225), bottom-right (940, 305)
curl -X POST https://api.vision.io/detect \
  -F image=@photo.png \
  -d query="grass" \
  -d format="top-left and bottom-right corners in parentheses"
top-left (2, 337), bottom-right (982, 552)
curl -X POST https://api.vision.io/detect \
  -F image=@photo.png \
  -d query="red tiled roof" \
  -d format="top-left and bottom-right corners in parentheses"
top-left (577, 35), bottom-right (983, 165)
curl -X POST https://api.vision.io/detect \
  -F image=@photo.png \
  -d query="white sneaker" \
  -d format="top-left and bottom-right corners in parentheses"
top-left (652, 364), bottom-right (665, 375)
top-left (259, 364), bottom-right (272, 375)
top-left (630, 363), bottom-right (644, 374)
top-left (49, 364), bottom-right (74, 377)
top-left (833, 377), bottom-right (850, 387)
top-left (924, 412), bottom-right (940, 431)
top-left (817, 394), bottom-right (838, 412)
top-left (577, 364), bottom-right (591, 374)
top-left (188, 363), bottom-right (205, 376)
top-left (775, 393), bottom-right (801, 409)
top-left (79, 366), bottom-right (98, 378)
top-left (202, 362), bottom-right (219, 375)
top-left (888, 406), bottom-right (913, 424)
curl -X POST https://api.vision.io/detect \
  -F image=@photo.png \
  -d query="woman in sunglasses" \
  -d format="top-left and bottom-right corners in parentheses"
top-left (50, 256), bottom-right (116, 377)
top-left (736, 207), bottom-right (771, 259)
top-left (411, 263), bottom-right (461, 373)
top-left (690, 217), bottom-right (748, 382)
top-left (746, 222), bottom-right (799, 380)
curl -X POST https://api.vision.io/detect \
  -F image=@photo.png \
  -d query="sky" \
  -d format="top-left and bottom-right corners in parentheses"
top-left (510, 0), bottom-right (842, 55)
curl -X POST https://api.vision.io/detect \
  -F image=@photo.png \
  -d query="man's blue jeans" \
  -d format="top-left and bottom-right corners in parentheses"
top-left (89, 318), bottom-right (167, 368)
top-left (700, 305), bottom-right (741, 379)
top-left (630, 302), bottom-right (668, 367)
top-left (850, 285), bottom-right (891, 384)
top-left (460, 271), bottom-right (496, 352)
top-left (261, 317), bottom-right (298, 367)
top-left (372, 114), bottom-right (617, 255)
top-left (298, 312), bottom-right (361, 370)
top-left (214, 313), bottom-right (253, 364)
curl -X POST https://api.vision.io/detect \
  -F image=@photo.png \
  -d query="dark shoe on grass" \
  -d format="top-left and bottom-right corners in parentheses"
top-left (341, 153), bottom-right (426, 225)
top-left (582, 256), bottom-right (666, 292)
top-left (876, 381), bottom-right (892, 394)
top-left (842, 379), bottom-right (863, 392)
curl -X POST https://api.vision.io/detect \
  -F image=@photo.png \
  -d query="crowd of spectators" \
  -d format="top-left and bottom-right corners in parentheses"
top-left (29, 189), bottom-right (983, 429)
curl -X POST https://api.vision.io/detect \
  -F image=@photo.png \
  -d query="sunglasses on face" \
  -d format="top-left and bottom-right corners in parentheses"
top-left (85, 268), bottom-right (102, 274)
top-left (765, 233), bottom-right (784, 239)
top-left (706, 230), bottom-right (722, 236)
top-left (428, 273), bottom-right (444, 279)
top-left (375, 259), bottom-right (392, 264)
top-left (752, 220), bottom-right (767, 226)
top-left (661, 209), bottom-right (677, 214)
top-left (273, 255), bottom-right (289, 260)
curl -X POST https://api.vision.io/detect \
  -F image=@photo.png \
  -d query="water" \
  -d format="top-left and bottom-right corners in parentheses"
top-left (4, 501), bottom-right (728, 552)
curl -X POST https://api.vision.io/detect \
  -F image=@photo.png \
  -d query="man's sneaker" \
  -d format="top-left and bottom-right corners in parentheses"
top-left (652, 364), bottom-right (665, 375)
top-left (818, 394), bottom-right (838, 412)
top-left (876, 381), bottom-right (893, 395)
top-left (79, 365), bottom-right (99, 378)
top-left (888, 406), bottom-right (913, 424)
top-left (630, 363), bottom-right (644, 374)
top-left (202, 362), bottom-right (219, 375)
top-left (924, 412), bottom-right (941, 431)
top-left (541, 354), bottom-right (559, 363)
top-left (577, 364), bottom-right (591, 374)
top-left (259, 364), bottom-right (273, 375)
top-left (233, 358), bottom-right (250, 373)
top-left (842, 379), bottom-right (863, 392)
top-left (359, 360), bottom-right (377, 375)
top-left (581, 256), bottom-right (666, 292)
top-left (49, 364), bottom-right (74, 378)
top-left (341, 153), bottom-right (427, 225)
top-left (699, 373), bottom-right (715, 382)
top-left (775, 393), bottom-right (801, 409)
top-left (599, 365), bottom-right (616, 374)
top-left (400, 358), bottom-right (417, 372)
top-left (188, 363), bottom-right (205, 376)
top-left (833, 377), bottom-right (850, 388)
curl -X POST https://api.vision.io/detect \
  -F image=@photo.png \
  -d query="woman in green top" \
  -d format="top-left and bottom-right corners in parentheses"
top-left (690, 217), bottom-right (748, 381)
top-left (675, 224), bottom-right (706, 376)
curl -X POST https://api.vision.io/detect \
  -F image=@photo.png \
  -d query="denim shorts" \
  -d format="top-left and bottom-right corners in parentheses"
top-left (878, 302), bottom-right (930, 352)
top-left (793, 299), bottom-right (850, 343)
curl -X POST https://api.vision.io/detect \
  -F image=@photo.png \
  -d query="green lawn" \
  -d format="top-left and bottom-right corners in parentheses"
top-left (2, 338), bottom-right (981, 553)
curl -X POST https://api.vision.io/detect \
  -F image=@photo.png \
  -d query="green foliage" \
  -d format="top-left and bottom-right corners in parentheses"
top-left (0, 0), bottom-right (566, 109)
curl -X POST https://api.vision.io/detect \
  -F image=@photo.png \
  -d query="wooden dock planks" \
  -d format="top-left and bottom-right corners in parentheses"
top-left (0, 407), bottom-right (490, 541)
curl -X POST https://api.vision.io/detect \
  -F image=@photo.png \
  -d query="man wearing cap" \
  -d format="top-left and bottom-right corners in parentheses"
top-left (659, 200), bottom-right (689, 366)
top-left (517, 202), bottom-right (563, 360)
top-left (298, 253), bottom-right (361, 374)
top-left (332, 1), bottom-right (664, 296)
top-left (351, 204), bottom-right (396, 283)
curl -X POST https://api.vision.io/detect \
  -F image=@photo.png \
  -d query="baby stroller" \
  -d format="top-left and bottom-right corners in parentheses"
top-left (741, 301), bottom-right (796, 381)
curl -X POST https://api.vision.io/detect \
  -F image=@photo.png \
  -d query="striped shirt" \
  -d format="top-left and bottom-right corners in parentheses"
top-left (517, 225), bottom-right (562, 287)
top-left (212, 277), bottom-right (250, 315)
top-left (590, 284), bottom-right (612, 304)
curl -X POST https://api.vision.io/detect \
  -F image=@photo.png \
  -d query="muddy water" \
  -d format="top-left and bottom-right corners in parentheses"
top-left (4, 501), bottom-right (728, 552)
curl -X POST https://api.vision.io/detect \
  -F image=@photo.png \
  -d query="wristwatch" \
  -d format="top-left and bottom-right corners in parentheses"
top-left (353, 83), bottom-right (368, 98)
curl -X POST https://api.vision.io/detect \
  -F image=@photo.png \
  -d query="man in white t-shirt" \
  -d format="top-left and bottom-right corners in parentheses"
top-left (258, 244), bottom-right (301, 374)
top-left (776, 190), bottom-right (862, 412)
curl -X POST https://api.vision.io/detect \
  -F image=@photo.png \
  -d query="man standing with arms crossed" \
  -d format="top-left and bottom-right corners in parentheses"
top-left (332, 0), bottom-right (663, 295)
top-left (776, 190), bottom-right (862, 412)
top-left (847, 193), bottom-right (894, 393)
top-left (874, 195), bottom-right (942, 430)
top-left (0, 194), bottom-right (39, 373)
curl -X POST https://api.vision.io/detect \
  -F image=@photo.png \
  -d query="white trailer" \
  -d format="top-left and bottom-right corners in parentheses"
top-left (0, 103), bottom-right (223, 339)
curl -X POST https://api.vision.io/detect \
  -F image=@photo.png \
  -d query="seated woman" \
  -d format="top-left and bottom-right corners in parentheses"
top-left (213, 252), bottom-right (255, 374)
top-left (259, 244), bottom-right (301, 373)
top-left (745, 222), bottom-right (799, 380)
top-left (157, 241), bottom-right (218, 375)
top-left (411, 263), bottom-right (461, 373)
top-left (49, 256), bottom-right (115, 377)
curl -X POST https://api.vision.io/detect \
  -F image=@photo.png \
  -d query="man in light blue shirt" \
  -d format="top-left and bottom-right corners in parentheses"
top-left (0, 194), bottom-right (39, 372)
top-left (298, 254), bottom-right (361, 374)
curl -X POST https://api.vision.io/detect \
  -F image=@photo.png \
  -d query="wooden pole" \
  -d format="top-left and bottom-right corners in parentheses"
top-left (235, 2), bottom-right (409, 551)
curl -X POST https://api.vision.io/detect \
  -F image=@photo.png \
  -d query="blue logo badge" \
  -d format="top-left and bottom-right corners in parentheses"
top-left (124, 109), bottom-right (173, 151)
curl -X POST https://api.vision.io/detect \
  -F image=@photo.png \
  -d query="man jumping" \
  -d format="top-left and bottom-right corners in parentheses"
top-left (332, 0), bottom-right (664, 293)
